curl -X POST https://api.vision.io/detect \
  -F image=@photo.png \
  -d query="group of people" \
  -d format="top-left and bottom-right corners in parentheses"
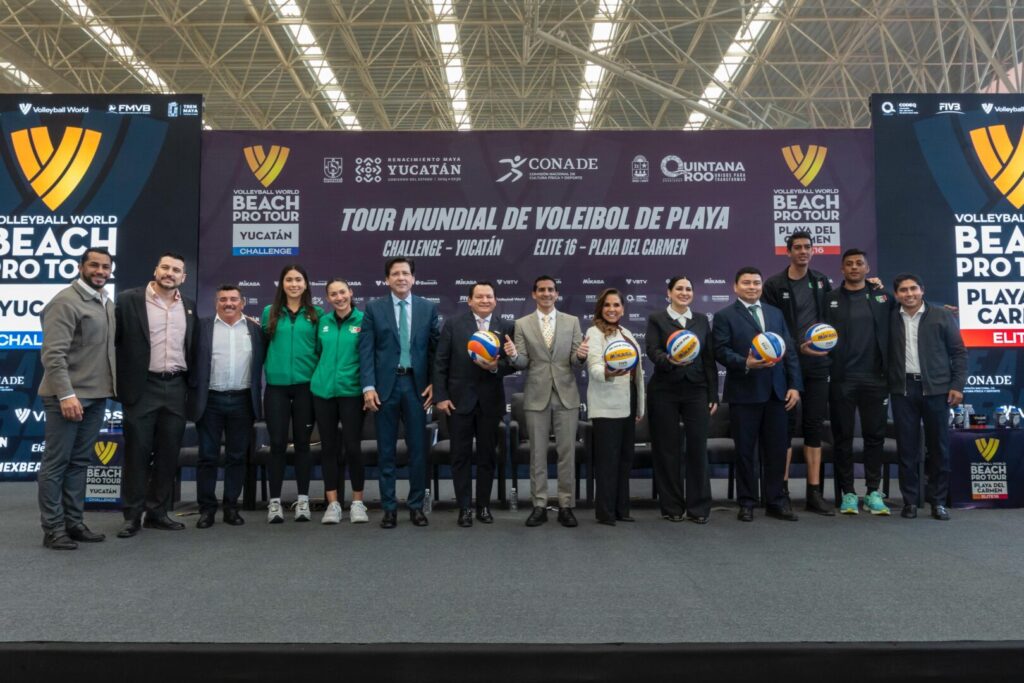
top-left (34, 231), bottom-right (967, 549)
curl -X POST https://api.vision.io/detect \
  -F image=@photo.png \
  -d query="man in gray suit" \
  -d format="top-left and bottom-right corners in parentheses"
top-left (509, 275), bottom-right (588, 527)
top-left (36, 247), bottom-right (116, 550)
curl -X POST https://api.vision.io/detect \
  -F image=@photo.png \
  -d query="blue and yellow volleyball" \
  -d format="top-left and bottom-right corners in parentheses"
top-left (604, 339), bottom-right (639, 371)
top-left (751, 331), bottom-right (786, 363)
top-left (467, 330), bottom-right (501, 362)
top-left (804, 323), bottom-right (838, 352)
top-left (666, 329), bottom-right (700, 363)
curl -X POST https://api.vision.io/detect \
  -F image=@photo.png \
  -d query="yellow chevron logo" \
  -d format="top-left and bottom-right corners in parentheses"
top-left (782, 144), bottom-right (827, 186)
top-left (970, 125), bottom-right (1024, 208)
top-left (243, 144), bottom-right (290, 187)
top-left (975, 437), bottom-right (1000, 462)
top-left (94, 441), bottom-right (117, 465)
top-left (10, 126), bottom-right (102, 210)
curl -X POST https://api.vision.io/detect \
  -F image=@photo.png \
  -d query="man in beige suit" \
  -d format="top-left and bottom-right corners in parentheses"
top-left (508, 275), bottom-right (588, 527)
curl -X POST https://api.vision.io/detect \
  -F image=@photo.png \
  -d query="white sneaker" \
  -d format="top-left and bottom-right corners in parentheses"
top-left (349, 500), bottom-right (369, 524)
top-left (292, 498), bottom-right (311, 522)
top-left (321, 501), bottom-right (342, 525)
top-left (267, 499), bottom-right (284, 524)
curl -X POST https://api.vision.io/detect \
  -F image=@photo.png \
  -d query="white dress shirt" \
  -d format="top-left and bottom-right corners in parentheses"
top-left (210, 315), bottom-right (252, 391)
top-left (900, 303), bottom-right (926, 374)
top-left (667, 305), bottom-right (692, 326)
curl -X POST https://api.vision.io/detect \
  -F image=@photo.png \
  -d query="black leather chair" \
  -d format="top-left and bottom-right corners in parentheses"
top-left (508, 392), bottom-right (591, 506)
top-left (706, 402), bottom-right (737, 499)
top-left (582, 412), bottom-right (655, 503)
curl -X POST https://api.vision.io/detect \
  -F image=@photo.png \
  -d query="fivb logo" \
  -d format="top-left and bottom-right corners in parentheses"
top-left (781, 145), bottom-right (828, 187)
top-left (243, 145), bottom-right (290, 187)
top-left (94, 441), bottom-right (117, 465)
top-left (975, 437), bottom-right (1000, 462)
top-left (10, 126), bottom-right (103, 210)
top-left (969, 125), bottom-right (1024, 208)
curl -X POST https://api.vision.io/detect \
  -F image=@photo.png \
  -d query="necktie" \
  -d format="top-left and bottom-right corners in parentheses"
top-left (542, 315), bottom-right (554, 349)
top-left (477, 317), bottom-right (487, 331)
top-left (749, 304), bottom-right (764, 332)
top-left (398, 299), bottom-right (411, 368)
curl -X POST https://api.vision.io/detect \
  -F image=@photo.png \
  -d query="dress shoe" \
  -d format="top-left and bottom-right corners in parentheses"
top-left (410, 509), bottom-right (429, 526)
top-left (380, 510), bottom-right (397, 529)
top-left (931, 504), bottom-right (950, 521)
top-left (43, 530), bottom-right (77, 550)
top-left (475, 507), bottom-right (494, 524)
top-left (615, 514), bottom-right (636, 523)
top-left (196, 511), bottom-right (216, 529)
top-left (143, 514), bottom-right (185, 531)
top-left (223, 508), bottom-right (245, 526)
top-left (662, 512), bottom-right (685, 522)
top-left (737, 507), bottom-right (754, 522)
top-left (766, 502), bottom-right (799, 522)
top-left (901, 504), bottom-right (918, 519)
top-left (557, 507), bottom-right (578, 527)
top-left (525, 506), bottom-right (548, 527)
top-left (117, 519), bottom-right (141, 538)
top-left (806, 489), bottom-right (836, 516)
top-left (457, 508), bottom-right (473, 527)
top-left (66, 524), bottom-right (105, 542)
top-left (597, 518), bottom-right (616, 526)
top-left (686, 514), bottom-right (710, 525)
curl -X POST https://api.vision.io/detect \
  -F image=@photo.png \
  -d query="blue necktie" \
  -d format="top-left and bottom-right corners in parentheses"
top-left (398, 299), bottom-right (411, 368)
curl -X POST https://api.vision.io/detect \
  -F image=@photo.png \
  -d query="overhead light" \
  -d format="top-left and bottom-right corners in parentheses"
top-left (574, 1), bottom-right (624, 130)
top-left (269, 0), bottom-right (360, 130)
top-left (428, 0), bottom-right (471, 130)
top-left (685, 0), bottom-right (783, 129)
top-left (0, 61), bottom-right (45, 92)
top-left (56, 0), bottom-right (170, 92)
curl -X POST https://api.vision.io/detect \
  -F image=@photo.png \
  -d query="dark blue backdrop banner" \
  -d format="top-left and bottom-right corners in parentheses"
top-left (0, 94), bottom-right (202, 481)
top-left (874, 93), bottom-right (1024, 410)
top-left (198, 130), bottom-right (875, 371)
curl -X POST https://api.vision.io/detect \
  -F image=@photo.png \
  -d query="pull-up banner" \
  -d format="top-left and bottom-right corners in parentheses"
top-left (198, 130), bottom-right (874, 343)
top-left (0, 94), bottom-right (202, 480)
top-left (874, 94), bottom-right (1024, 408)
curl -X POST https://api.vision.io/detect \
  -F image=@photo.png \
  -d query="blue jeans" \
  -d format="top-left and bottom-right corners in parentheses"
top-left (37, 396), bottom-right (107, 532)
top-left (197, 391), bottom-right (254, 512)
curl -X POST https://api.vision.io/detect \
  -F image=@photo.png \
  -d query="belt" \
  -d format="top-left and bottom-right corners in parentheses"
top-left (149, 370), bottom-right (185, 380)
top-left (396, 367), bottom-right (412, 376)
top-left (210, 389), bottom-right (249, 396)
top-left (906, 373), bottom-right (922, 382)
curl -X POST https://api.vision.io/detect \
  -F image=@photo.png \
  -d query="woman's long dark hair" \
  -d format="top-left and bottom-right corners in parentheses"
top-left (267, 263), bottom-right (319, 339)
top-left (593, 288), bottom-right (623, 337)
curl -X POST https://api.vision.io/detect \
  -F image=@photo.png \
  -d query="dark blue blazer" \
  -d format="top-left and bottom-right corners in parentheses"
top-left (432, 311), bottom-right (516, 416)
top-left (358, 293), bottom-right (440, 402)
top-left (188, 316), bottom-right (265, 421)
top-left (712, 299), bottom-right (802, 404)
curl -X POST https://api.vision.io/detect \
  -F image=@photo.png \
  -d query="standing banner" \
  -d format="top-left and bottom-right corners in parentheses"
top-left (0, 94), bottom-right (202, 480)
top-left (198, 130), bottom-right (874, 380)
top-left (874, 94), bottom-right (1024, 409)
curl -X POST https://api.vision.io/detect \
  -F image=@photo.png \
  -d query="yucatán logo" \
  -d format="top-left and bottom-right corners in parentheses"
top-left (243, 145), bottom-right (290, 187)
top-left (323, 157), bottom-right (343, 183)
top-left (10, 126), bottom-right (102, 210)
top-left (355, 157), bottom-right (382, 183)
top-left (496, 155), bottom-right (597, 183)
top-left (969, 125), bottom-right (1024, 208)
top-left (781, 145), bottom-right (828, 187)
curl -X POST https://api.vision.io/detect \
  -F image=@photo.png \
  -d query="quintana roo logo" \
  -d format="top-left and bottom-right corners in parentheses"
top-left (781, 144), bottom-right (827, 187)
top-left (94, 441), bottom-right (117, 465)
top-left (969, 125), bottom-right (1024, 208)
top-left (975, 437), bottom-right (1000, 462)
top-left (10, 126), bottom-right (103, 210)
top-left (243, 144), bottom-right (290, 187)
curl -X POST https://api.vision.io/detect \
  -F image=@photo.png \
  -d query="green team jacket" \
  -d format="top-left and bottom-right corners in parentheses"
top-left (261, 304), bottom-right (324, 386)
top-left (310, 308), bottom-right (364, 398)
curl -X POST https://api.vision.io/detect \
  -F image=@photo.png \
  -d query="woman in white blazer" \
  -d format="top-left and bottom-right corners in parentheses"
top-left (585, 288), bottom-right (646, 525)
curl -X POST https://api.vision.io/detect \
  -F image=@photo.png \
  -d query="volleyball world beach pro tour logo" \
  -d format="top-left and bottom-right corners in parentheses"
top-left (243, 144), bottom-right (290, 187)
top-left (781, 144), bottom-right (828, 186)
top-left (969, 125), bottom-right (1024, 208)
top-left (10, 126), bottom-right (102, 210)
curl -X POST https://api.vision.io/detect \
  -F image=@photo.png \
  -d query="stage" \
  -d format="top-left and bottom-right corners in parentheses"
top-left (2, 480), bottom-right (1023, 681)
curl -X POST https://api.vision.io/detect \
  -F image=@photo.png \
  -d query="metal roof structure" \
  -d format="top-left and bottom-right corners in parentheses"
top-left (0, 0), bottom-right (1021, 131)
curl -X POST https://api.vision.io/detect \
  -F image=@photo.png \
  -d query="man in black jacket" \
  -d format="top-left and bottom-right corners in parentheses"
top-left (825, 249), bottom-right (895, 516)
top-left (433, 282), bottom-right (516, 526)
top-left (888, 273), bottom-right (967, 521)
top-left (763, 231), bottom-right (833, 515)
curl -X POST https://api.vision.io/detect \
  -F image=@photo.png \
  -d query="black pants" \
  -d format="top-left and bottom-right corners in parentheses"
top-left (449, 407), bottom-right (501, 510)
top-left (788, 375), bottom-right (829, 447)
top-left (312, 394), bottom-right (365, 494)
top-left (592, 416), bottom-right (636, 521)
top-left (892, 379), bottom-right (951, 506)
top-left (648, 386), bottom-right (711, 518)
top-left (264, 382), bottom-right (314, 498)
top-left (197, 390), bottom-right (254, 513)
top-left (122, 374), bottom-right (187, 521)
top-left (830, 377), bottom-right (888, 495)
top-left (731, 399), bottom-right (788, 510)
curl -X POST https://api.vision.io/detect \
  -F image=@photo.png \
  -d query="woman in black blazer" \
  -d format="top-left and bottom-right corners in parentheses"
top-left (645, 276), bottom-right (719, 523)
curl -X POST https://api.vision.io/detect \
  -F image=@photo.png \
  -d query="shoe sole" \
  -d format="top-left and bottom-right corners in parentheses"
top-left (321, 518), bottom-right (340, 524)
top-left (350, 517), bottom-right (369, 524)
top-left (839, 508), bottom-right (859, 515)
top-left (268, 516), bottom-right (284, 524)
top-left (868, 508), bottom-right (891, 516)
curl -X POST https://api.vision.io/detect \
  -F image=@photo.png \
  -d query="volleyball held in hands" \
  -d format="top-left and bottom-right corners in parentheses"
top-left (467, 330), bottom-right (501, 362)
top-left (666, 329), bottom-right (700, 363)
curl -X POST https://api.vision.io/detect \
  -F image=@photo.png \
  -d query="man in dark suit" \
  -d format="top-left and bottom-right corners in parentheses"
top-left (434, 281), bottom-right (516, 527)
top-left (189, 284), bottom-right (265, 528)
top-left (888, 273), bottom-right (967, 521)
top-left (115, 253), bottom-right (197, 538)
top-left (358, 257), bottom-right (440, 529)
top-left (713, 266), bottom-right (802, 522)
